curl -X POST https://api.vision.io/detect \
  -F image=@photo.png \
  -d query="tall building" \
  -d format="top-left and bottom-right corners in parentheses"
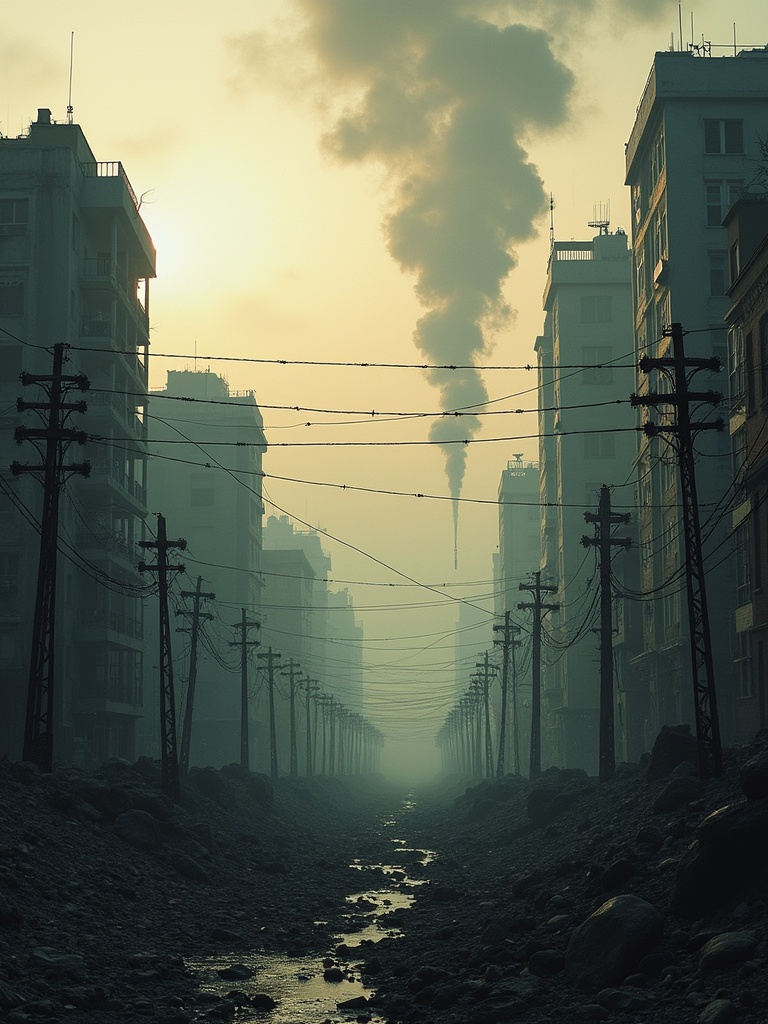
top-left (144, 369), bottom-right (266, 768)
top-left (497, 457), bottom-right (541, 614)
top-left (537, 227), bottom-right (636, 772)
top-left (723, 196), bottom-right (768, 737)
top-left (0, 109), bottom-right (155, 765)
top-left (625, 47), bottom-right (768, 745)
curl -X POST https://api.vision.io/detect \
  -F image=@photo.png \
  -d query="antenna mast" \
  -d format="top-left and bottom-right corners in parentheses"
top-left (549, 194), bottom-right (555, 252)
top-left (67, 32), bottom-right (74, 124)
top-left (588, 201), bottom-right (611, 236)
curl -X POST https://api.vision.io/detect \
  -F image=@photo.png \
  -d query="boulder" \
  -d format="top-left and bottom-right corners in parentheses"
top-left (565, 895), bottom-right (663, 991)
top-left (129, 790), bottom-right (173, 821)
top-left (188, 767), bottom-right (236, 809)
top-left (69, 779), bottom-right (132, 821)
top-left (645, 725), bottom-right (698, 779)
top-left (740, 751), bottom-right (768, 799)
top-left (669, 799), bottom-right (768, 917)
top-left (698, 930), bottom-right (757, 970)
top-left (112, 809), bottom-right (161, 851)
top-left (652, 776), bottom-right (702, 814)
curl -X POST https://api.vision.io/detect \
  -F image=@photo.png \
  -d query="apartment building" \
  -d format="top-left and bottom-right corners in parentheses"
top-left (625, 47), bottom-right (768, 744)
top-left (537, 227), bottom-right (636, 772)
top-left (144, 369), bottom-right (266, 768)
top-left (0, 109), bottom-right (155, 765)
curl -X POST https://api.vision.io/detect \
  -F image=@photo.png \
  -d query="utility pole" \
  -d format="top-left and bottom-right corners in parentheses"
top-left (12, 343), bottom-right (90, 771)
top-left (281, 659), bottom-right (302, 777)
top-left (631, 322), bottom-right (723, 778)
top-left (177, 577), bottom-right (215, 775)
top-left (493, 611), bottom-right (522, 777)
top-left (582, 485), bottom-right (632, 782)
top-left (258, 647), bottom-right (282, 780)
top-left (302, 678), bottom-right (319, 778)
top-left (518, 571), bottom-right (558, 779)
top-left (138, 515), bottom-right (186, 802)
top-left (475, 653), bottom-right (496, 778)
top-left (229, 611), bottom-right (260, 772)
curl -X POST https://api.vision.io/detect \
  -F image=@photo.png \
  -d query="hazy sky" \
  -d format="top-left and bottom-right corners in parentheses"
top-left (3, 1), bottom-right (765, 780)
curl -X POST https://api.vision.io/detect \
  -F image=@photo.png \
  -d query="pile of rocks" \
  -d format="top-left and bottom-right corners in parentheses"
top-left (361, 727), bottom-right (768, 1024)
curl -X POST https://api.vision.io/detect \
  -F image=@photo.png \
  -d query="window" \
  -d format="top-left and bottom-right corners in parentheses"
top-left (0, 281), bottom-right (23, 316)
top-left (705, 180), bottom-right (743, 226)
top-left (636, 249), bottom-right (647, 303)
top-left (704, 119), bottom-right (744, 154)
top-left (584, 433), bottom-right (616, 458)
top-left (761, 315), bottom-right (768, 403)
top-left (580, 296), bottom-right (612, 323)
top-left (582, 345), bottom-right (613, 385)
top-left (729, 327), bottom-right (745, 405)
top-left (0, 198), bottom-right (29, 225)
top-left (708, 252), bottom-right (727, 296)
top-left (754, 496), bottom-right (763, 591)
top-left (746, 330), bottom-right (755, 412)
top-left (734, 631), bottom-right (753, 699)
top-left (650, 126), bottom-right (665, 187)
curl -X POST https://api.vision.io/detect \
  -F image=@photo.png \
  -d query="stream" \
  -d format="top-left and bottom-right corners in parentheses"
top-left (185, 796), bottom-right (434, 1022)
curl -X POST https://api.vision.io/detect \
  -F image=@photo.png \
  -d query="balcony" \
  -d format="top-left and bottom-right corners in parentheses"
top-left (77, 605), bottom-right (144, 642)
top-left (87, 458), bottom-right (147, 508)
top-left (76, 527), bottom-right (143, 567)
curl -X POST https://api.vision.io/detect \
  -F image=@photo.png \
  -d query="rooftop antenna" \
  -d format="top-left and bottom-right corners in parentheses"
top-left (549, 193), bottom-right (555, 252)
top-left (588, 201), bottom-right (610, 236)
top-left (678, 3), bottom-right (683, 50)
top-left (733, 22), bottom-right (737, 57)
top-left (66, 32), bottom-right (74, 124)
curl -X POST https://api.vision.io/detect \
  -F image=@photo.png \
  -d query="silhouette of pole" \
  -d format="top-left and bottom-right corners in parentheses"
top-left (582, 485), bottom-right (631, 782)
top-left (229, 611), bottom-right (260, 771)
top-left (493, 611), bottom-right (522, 777)
top-left (518, 571), bottom-right (558, 779)
top-left (281, 660), bottom-right (302, 777)
top-left (177, 577), bottom-right (215, 775)
top-left (258, 648), bottom-right (282, 780)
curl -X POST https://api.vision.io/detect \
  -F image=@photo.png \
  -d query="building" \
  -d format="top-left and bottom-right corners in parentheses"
top-left (537, 227), bottom-right (636, 772)
top-left (497, 457), bottom-right (541, 614)
top-left (625, 47), bottom-right (768, 746)
top-left (723, 195), bottom-right (768, 736)
top-left (0, 108), bottom-right (155, 766)
top-left (143, 369), bottom-right (266, 768)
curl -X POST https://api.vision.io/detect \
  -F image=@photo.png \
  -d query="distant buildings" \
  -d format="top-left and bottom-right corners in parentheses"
top-left (144, 369), bottom-right (266, 768)
top-left (0, 109), bottom-right (155, 766)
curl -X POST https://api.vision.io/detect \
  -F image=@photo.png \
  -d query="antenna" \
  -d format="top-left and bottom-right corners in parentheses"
top-left (588, 201), bottom-right (610, 236)
top-left (678, 3), bottom-right (683, 50)
top-left (67, 32), bottom-right (74, 124)
top-left (549, 193), bottom-right (555, 252)
top-left (733, 22), bottom-right (737, 57)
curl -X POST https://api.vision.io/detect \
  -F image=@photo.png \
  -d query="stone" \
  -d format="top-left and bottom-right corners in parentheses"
top-left (31, 947), bottom-right (86, 979)
top-left (68, 779), bottom-right (132, 820)
top-left (699, 930), bottom-right (757, 970)
top-left (565, 895), bottom-right (664, 991)
top-left (112, 809), bottom-right (161, 851)
top-left (740, 752), bottom-right (768, 799)
top-left (189, 767), bottom-right (237, 809)
top-left (0, 980), bottom-right (25, 1011)
top-left (174, 855), bottom-right (211, 884)
top-left (698, 999), bottom-right (738, 1024)
top-left (652, 777), bottom-right (702, 813)
top-left (645, 725), bottom-right (698, 779)
top-left (249, 993), bottom-right (277, 1009)
top-left (323, 966), bottom-right (345, 982)
top-left (597, 987), bottom-right (649, 1011)
top-left (217, 964), bottom-right (253, 981)
top-left (528, 949), bottom-right (565, 975)
top-left (129, 789), bottom-right (173, 820)
top-left (600, 858), bottom-right (635, 890)
top-left (337, 995), bottom-right (369, 1009)
top-left (670, 800), bottom-right (768, 917)
top-left (526, 786), bottom-right (578, 824)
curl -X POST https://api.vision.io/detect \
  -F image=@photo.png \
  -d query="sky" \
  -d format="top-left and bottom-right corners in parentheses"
top-left (3, 1), bottom-right (766, 782)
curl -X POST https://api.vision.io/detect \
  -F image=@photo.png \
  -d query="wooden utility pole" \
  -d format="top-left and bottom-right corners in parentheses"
top-left (518, 571), bottom-right (558, 779)
top-left (281, 659), bottom-right (302, 777)
top-left (229, 611), bottom-right (260, 771)
top-left (475, 653), bottom-right (496, 778)
top-left (302, 678), bottom-right (319, 777)
top-left (632, 322), bottom-right (723, 777)
top-left (139, 515), bottom-right (186, 802)
top-left (12, 343), bottom-right (90, 771)
top-left (582, 485), bottom-right (631, 782)
top-left (493, 611), bottom-right (522, 777)
top-left (177, 577), bottom-right (215, 775)
top-left (258, 647), bottom-right (282, 780)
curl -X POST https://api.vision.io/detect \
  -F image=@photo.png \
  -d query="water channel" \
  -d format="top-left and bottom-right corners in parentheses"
top-left (185, 798), bottom-right (434, 1023)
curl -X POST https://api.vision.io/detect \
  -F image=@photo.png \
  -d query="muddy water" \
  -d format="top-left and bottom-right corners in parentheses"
top-left (186, 798), bottom-right (434, 1022)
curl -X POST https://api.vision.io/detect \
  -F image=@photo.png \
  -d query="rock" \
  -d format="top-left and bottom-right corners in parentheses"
top-left (31, 947), bottom-right (86, 979)
top-left (698, 999), bottom-right (738, 1023)
top-left (669, 800), bottom-right (768, 917)
top-left (600, 858), bottom-right (635, 890)
top-left (217, 964), bottom-right (253, 981)
top-left (646, 725), bottom-right (698, 779)
top-left (471, 998), bottom-right (528, 1022)
top-left (652, 776), bottom-right (702, 813)
top-left (0, 979), bottom-right (25, 1011)
top-left (526, 786), bottom-right (579, 824)
top-left (337, 995), bottom-right (369, 1009)
top-left (323, 966), bottom-right (345, 982)
top-left (428, 885), bottom-right (462, 903)
top-left (528, 949), bottom-right (565, 975)
top-left (249, 993), bottom-right (277, 1009)
top-left (68, 779), bottom-right (132, 821)
top-left (565, 895), bottom-right (664, 991)
top-left (112, 809), bottom-right (161, 851)
top-left (597, 987), bottom-right (650, 1011)
top-left (0, 892), bottom-right (21, 927)
top-left (188, 767), bottom-right (237, 809)
top-left (740, 752), bottom-right (768, 799)
top-left (246, 774), bottom-right (274, 804)
top-left (129, 789), bottom-right (173, 820)
top-left (698, 930), bottom-right (757, 970)
top-left (174, 855), bottom-right (211, 884)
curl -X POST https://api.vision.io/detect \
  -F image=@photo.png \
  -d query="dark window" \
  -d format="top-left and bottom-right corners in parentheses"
top-left (582, 345), bottom-right (614, 385)
top-left (0, 198), bottom-right (29, 225)
top-left (0, 283), bottom-right (23, 316)
top-left (746, 331), bottom-right (755, 412)
top-left (704, 119), bottom-right (744, 154)
top-left (709, 252), bottom-right (727, 296)
top-left (584, 433), bottom-right (616, 458)
top-left (761, 315), bottom-right (768, 402)
top-left (580, 296), bottom-right (612, 323)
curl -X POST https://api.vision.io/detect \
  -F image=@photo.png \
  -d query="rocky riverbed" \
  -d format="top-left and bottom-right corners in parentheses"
top-left (1, 727), bottom-right (768, 1023)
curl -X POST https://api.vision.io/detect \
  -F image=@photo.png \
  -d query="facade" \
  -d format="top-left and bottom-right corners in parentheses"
top-left (724, 196), bottom-right (768, 737)
top-left (143, 369), bottom-right (266, 769)
top-left (497, 458), bottom-right (541, 613)
top-left (0, 109), bottom-right (155, 766)
top-left (538, 228), bottom-right (636, 772)
top-left (625, 47), bottom-right (768, 746)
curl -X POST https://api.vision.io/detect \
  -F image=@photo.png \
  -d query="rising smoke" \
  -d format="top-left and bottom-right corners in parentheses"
top-left (233, 0), bottom-right (669, 562)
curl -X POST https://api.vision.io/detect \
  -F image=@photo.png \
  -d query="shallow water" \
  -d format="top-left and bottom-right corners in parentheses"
top-left (186, 799), bottom-right (434, 1022)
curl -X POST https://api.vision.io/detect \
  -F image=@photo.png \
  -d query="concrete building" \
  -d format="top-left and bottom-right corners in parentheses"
top-left (497, 457), bottom-right (541, 613)
top-left (723, 195), bottom-right (768, 737)
top-left (537, 227), bottom-right (636, 772)
top-left (0, 109), bottom-right (155, 766)
top-left (625, 47), bottom-right (768, 746)
top-left (144, 369), bottom-right (266, 769)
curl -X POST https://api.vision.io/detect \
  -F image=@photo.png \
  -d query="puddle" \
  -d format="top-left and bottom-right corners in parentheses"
top-left (185, 805), bottom-right (433, 1023)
